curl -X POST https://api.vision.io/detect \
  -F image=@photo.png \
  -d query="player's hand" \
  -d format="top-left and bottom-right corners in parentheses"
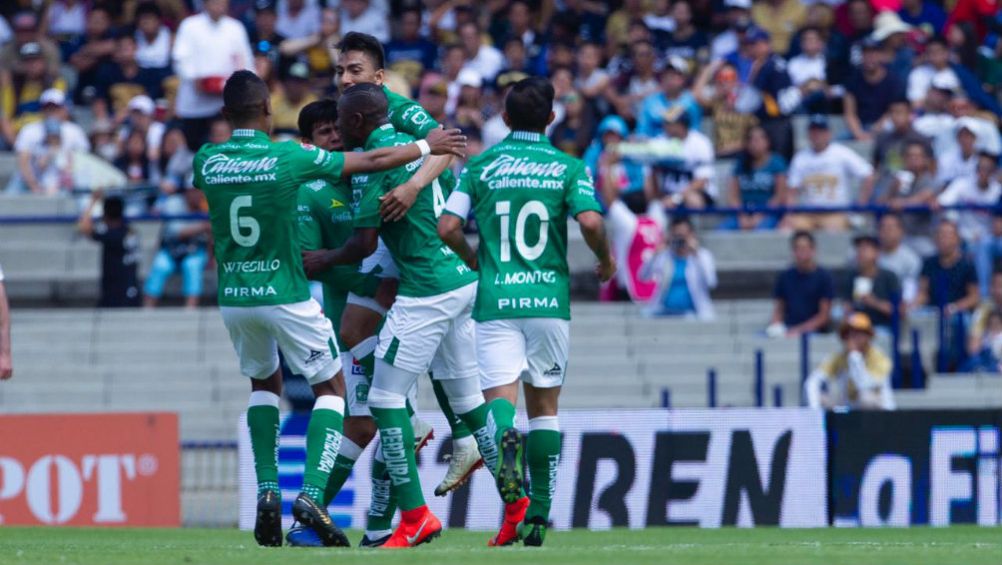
top-left (596, 256), bottom-right (616, 283)
top-left (464, 253), bottom-right (479, 272)
top-left (425, 127), bottom-right (467, 158)
top-left (301, 250), bottom-right (331, 279)
top-left (380, 182), bottom-right (419, 222)
top-left (0, 353), bottom-right (11, 380)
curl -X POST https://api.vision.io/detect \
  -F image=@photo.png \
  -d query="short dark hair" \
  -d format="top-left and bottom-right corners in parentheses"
top-left (222, 70), bottom-right (271, 124)
top-left (103, 196), bottom-right (124, 220)
top-left (505, 77), bottom-right (554, 132)
top-left (336, 32), bottom-right (385, 70)
top-left (671, 215), bottom-right (692, 230)
top-left (926, 34), bottom-right (948, 49)
top-left (879, 212), bottom-right (903, 227)
top-left (298, 98), bottom-right (338, 140)
top-left (791, 230), bottom-right (815, 248)
top-left (339, 83), bottom-right (389, 125)
top-left (135, 2), bottom-right (162, 19)
top-left (888, 97), bottom-right (911, 109)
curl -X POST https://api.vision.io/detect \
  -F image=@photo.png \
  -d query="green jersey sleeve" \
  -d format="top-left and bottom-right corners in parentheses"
top-left (297, 193), bottom-right (324, 251)
top-left (442, 165), bottom-right (474, 222)
top-left (386, 88), bottom-right (439, 138)
top-left (352, 172), bottom-right (386, 229)
top-left (566, 161), bottom-right (603, 217)
top-left (286, 142), bottom-right (346, 186)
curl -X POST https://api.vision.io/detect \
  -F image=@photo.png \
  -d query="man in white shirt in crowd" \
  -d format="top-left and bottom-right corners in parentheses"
top-left (171, 0), bottom-right (253, 151)
top-left (913, 72), bottom-right (960, 157)
top-left (877, 213), bottom-right (922, 304)
top-left (276, 0), bottom-right (320, 39)
top-left (459, 21), bottom-right (503, 83)
top-left (650, 107), bottom-right (716, 209)
top-left (939, 152), bottom-right (1002, 295)
top-left (786, 114), bottom-right (874, 231)
top-left (340, 0), bottom-right (388, 43)
top-left (0, 262), bottom-right (11, 380)
top-left (907, 36), bottom-right (958, 110)
top-left (936, 119), bottom-right (980, 187)
top-left (10, 89), bottom-right (89, 194)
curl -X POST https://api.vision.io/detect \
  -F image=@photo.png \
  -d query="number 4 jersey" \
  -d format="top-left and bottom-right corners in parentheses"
top-left (444, 130), bottom-right (602, 321)
top-left (194, 128), bottom-right (346, 307)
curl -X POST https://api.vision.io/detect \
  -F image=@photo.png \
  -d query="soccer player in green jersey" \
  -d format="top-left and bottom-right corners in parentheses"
top-left (328, 31), bottom-right (482, 495)
top-left (438, 77), bottom-right (617, 547)
top-left (305, 83), bottom-right (500, 548)
top-left (193, 70), bottom-right (465, 548)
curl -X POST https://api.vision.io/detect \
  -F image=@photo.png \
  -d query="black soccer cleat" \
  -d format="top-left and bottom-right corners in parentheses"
top-left (359, 533), bottom-right (392, 548)
top-left (496, 427), bottom-right (524, 504)
top-left (520, 516), bottom-right (549, 547)
top-left (291, 493), bottom-right (351, 547)
top-left (254, 490), bottom-right (283, 547)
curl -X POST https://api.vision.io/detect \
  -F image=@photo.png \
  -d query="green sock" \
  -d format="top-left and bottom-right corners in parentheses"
top-left (247, 401), bottom-right (280, 495)
top-left (366, 453), bottom-right (398, 532)
top-left (526, 428), bottom-right (561, 522)
top-left (432, 379), bottom-right (473, 439)
top-left (487, 398), bottom-right (516, 446)
top-left (457, 403), bottom-right (499, 474)
top-left (301, 397), bottom-right (345, 503)
top-left (322, 454), bottom-right (356, 506)
top-left (370, 406), bottom-right (425, 510)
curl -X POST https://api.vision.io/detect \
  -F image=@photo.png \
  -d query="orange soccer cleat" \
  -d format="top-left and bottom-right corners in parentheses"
top-left (488, 496), bottom-right (529, 547)
top-left (382, 506), bottom-right (443, 549)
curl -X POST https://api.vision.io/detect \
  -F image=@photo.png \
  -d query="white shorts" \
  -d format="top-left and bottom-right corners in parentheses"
top-left (220, 299), bottom-right (341, 385)
top-left (346, 238), bottom-right (399, 315)
top-left (377, 282), bottom-right (478, 380)
top-left (476, 318), bottom-right (570, 390)
top-left (342, 352), bottom-right (420, 417)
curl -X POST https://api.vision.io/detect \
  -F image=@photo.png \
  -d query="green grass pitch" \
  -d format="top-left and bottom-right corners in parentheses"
top-left (1, 526), bottom-right (1000, 565)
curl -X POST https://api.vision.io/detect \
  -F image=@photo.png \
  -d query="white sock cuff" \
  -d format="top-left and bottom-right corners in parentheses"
top-left (374, 442), bottom-right (384, 462)
top-left (350, 336), bottom-right (378, 359)
top-left (368, 387), bottom-right (407, 409)
top-left (338, 437), bottom-right (364, 461)
top-left (529, 416), bottom-right (559, 432)
top-left (248, 391), bottom-right (280, 408)
top-left (450, 393), bottom-right (485, 415)
top-left (314, 395), bottom-right (345, 414)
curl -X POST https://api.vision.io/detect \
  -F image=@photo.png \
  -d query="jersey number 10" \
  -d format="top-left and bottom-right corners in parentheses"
top-left (496, 200), bottom-right (549, 262)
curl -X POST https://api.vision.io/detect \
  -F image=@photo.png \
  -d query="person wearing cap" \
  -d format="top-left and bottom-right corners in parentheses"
top-left (117, 94), bottom-right (167, 165)
top-left (786, 115), bottom-right (874, 232)
top-left (447, 67), bottom-right (482, 119)
top-left (734, 26), bottom-right (800, 161)
top-left (710, 0), bottom-right (752, 61)
top-left (0, 41), bottom-right (68, 144)
top-left (8, 88), bottom-right (89, 194)
top-left (751, 0), bottom-right (807, 55)
top-left (271, 60), bottom-right (319, 136)
top-left (804, 312), bottom-right (895, 410)
top-left (935, 118), bottom-right (981, 186)
top-left (841, 234), bottom-right (902, 329)
top-left (906, 36), bottom-right (958, 109)
top-left (913, 70), bottom-right (961, 156)
top-left (938, 152), bottom-right (1002, 294)
top-left (585, 116), bottom-right (646, 208)
top-left (947, 96), bottom-right (1002, 156)
top-left (648, 106), bottom-right (716, 209)
top-left (172, 0), bottom-right (254, 151)
top-left (0, 11), bottom-right (61, 77)
top-left (636, 56), bottom-right (701, 138)
top-left (449, 68), bottom-right (486, 136)
top-left (844, 37), bottom-right (906, 142)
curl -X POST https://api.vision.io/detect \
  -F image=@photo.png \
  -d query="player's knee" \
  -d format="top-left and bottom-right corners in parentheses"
top-left (344, 416), bottom-right (377, 446)
top-left (340, 323), bottom-right (365, 348)
top-left (368, 386), bottom-right (407, 409)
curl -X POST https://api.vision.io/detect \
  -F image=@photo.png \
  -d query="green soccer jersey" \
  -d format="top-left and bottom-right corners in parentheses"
top-left (447, 130), bottom-right (602, 321)
top-left (193, 128), bottom-right (346, 307)
top-left (384, 86), bottom-right (439, 139)
top-left (353, 123), bottom-right (477, 297)
top-left (297, 178), bottom-right (379, 342)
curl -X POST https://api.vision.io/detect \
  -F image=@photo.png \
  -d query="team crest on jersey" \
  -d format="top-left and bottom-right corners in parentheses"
top-left (305, 179), bottom-right (326, 192)
top-left (330, 198), bottom-right (345, 208)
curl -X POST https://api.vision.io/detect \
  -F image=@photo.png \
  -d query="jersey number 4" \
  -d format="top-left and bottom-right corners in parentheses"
top-left (230, 195), bottom-right (261, 247)
top-left (496, 200), bottom-right (549, 262)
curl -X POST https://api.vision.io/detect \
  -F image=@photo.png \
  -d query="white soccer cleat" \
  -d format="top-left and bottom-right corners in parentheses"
top-left (434, 436), bottom-right (484, 496)
top-left (412, 417), bottom-right (435, 453)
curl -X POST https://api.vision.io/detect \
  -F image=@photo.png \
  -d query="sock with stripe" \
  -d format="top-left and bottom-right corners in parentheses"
top-left (247, 391), bottom-right (280, 496)
top-left (526, 416), bottom-right (561, 523)
top-left (322, 436), bottom-right (363, 506)
top-left (369, 386), bottom-right (425, 511)
top-left (300, 395), bottom-right (345, 503)
top-left (366, 442), bottom-right (397, 535)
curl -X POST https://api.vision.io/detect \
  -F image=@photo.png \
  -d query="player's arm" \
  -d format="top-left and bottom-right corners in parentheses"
top-left (438, 167), bottom-right (478, 269)
top-left (381, 154), bottom-right (452, 221)
top-left (302, 227), bottom-right (379, 277)
top-left (568, 163), bottom-right (615, 281)
top-left (341, 128), bottom-right (466, 176)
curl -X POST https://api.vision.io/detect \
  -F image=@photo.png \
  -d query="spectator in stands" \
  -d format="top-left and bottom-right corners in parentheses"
top-left (447, 68), bottom-right (482, 127)
top-left (0, 42), bottom-right (67, 146)
top-left (575, 42), bottom-right (611, 105)
top-left (587, 115), bottom-right (647, 212)
top-left (873, 12), bottom-right (917, 82)
top-left (134, 2), bottom-right (173, 72)
top-left (963, 308), bottom-right (1002, 373)
top-left (873, 99), bottom-right (930, 182)
top-left (276, 0), bottom-right (320, 40)
top-left (751, 0), bottom-right (806, 56)
top-left (907, 36), bottom-right (958, 110)
top-left (879, 213), bottom-right (923, 304)
top-left (459, 21), bottom-right (503, 83)
top-left (270, 61), bottom-right (317, 136)
top-left (711, 0), bottom-right (751, 61)
top-left (77, 191), bottom-right (141, 308)
top-left (936, 119), bottom-right (980, 187)
top-left (90, 119), bottom-right (119, 163)
top-left (720, 125), bottom-right (788, 231)
top-left (249, 3), bottom-right (286, 52)
top-left (841, 234), bottom-right (902, 329)
top-left (492, 1), bottom-right (542, 63)
top-left (913, 72), bottom-right (959, 156)
top-left (384, 8), bottom-right (436, 89)
top-left (640, 216), bottom-right (717, 319)
top-left (0, 12), bottom-right (61, 79)
top-left (898, 0), bottom-right (947, 37)
top-left (43, 1), bottom-right (87, 54)
top-left (93, 35), bottom-right (165, 122)
top-left (605, 39), bottom-right (661, 123)
top-left (114, 129), bottom-right (153, 186)
top-left (606, 0), bottom-right (646, 51)
top-left (550, 90), bottom-right (595, 158)
top-left (786, 115), bottom-right (874, 232)
top-left (8, 89), bottom-right (89, 194)
top-left (787, 26), bottom-right (833, 115)
top-left (844, 38), bottom-right (906, 142)
top-left (0, 259), bottom-right (10, 380)
top-left (637, 56), bottom-right (701, 138)
top-left (172, 0), bottom-right (253, 151)
top-left (650, 108), bottom-right (716, 209)
top-left (418, 75), bottom-right (449, 127)
top-left (692, 59), bottom-right (756, 158)
top-left (736, 27), bottom-right (799, 160)
top-left (915, 221), bottom-right (980, 318)
top-left (939, 152), bottom-right (1002, 295)
top-left (875, 141), bottom-right (938, 248)
top-left (30, 116), bottom-right (76, 195)
top-left (662, 0), bottom-right (709, 64)
top-left (804, 313), bottom-right (896, 410)
top-left (768, 230), bottom-right (834, 337)
top-left (948, 95), bottom-right (1002, 155)
top-left (144, 188), bottom-right (210, 309)
top-left (156, 127), bottom-right (192, 194)
top-left (68, 6), bottom-right (116, 107)
top-left (340, 0), bottom-right (388, 43)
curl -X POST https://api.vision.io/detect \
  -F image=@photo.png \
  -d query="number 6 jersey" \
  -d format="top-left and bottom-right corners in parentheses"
top-left (444, 130), bottom-right (602, 321)
top-left (193, 128), bottom-right (346, 306)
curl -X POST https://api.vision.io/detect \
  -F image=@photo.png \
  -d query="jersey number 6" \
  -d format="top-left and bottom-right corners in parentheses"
top-left (496, 200), bottom-right (549, 262)
top-left (230, 195), bottom-right (261, 247)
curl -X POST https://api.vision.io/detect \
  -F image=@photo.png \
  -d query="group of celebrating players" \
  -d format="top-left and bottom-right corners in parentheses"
top-left (194, 32), bottom-right (615, 549)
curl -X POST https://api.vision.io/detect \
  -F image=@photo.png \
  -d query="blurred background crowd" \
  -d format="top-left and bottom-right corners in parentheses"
top-left (1, 0), bottom-right (1002, 375)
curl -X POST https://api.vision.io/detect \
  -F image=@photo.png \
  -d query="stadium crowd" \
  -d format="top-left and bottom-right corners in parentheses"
top-left (1, 0), bottom-right (1002, 373)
